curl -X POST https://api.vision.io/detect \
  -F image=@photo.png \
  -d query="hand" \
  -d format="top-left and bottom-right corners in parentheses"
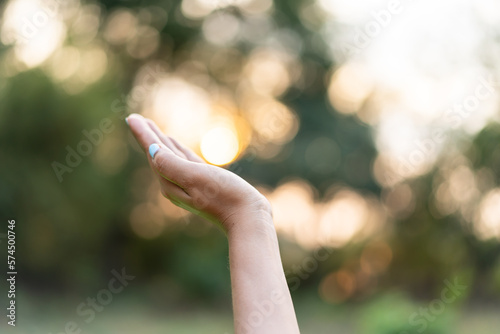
top-left (126, 114), bottom-right (271, 233)
top-left (127, 114), bottom-right (299, 333)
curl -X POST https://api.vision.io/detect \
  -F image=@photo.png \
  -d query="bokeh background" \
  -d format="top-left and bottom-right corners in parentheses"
top-left (1, 0), bottom-right (500, 333)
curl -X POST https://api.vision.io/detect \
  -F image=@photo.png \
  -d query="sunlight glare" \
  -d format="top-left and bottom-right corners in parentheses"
top-left (319, 190), bottom-right (368, 248)
top-left (474, 188), bottom-right (500, 241)
top-left (1, 0), bottom-right (68, 68)
top-left (201, 126), bottom-right (240, 165)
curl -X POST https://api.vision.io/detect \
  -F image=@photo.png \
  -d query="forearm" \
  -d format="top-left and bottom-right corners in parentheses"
top-left (227, 208), bottom-right (300, 334)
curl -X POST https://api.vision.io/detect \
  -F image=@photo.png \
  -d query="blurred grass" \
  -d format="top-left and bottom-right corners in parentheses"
top-left (5, 292), bottom-right (499, 334)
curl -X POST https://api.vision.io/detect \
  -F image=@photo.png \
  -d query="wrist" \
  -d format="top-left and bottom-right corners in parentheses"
top-left (223, 197), bottom-right (274, 238)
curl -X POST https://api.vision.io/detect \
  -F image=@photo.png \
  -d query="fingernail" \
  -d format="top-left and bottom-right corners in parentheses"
top-left (125, 117), bottom-right (129, 126)
top-left (149, 143), bottom-right (160, 159)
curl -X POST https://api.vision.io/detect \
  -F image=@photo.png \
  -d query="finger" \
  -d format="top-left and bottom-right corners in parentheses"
top-left (169, 136), bottom-right (205, 163)
top-left (126, 114), bottom-right (162, 152)
top-left (144, 119), bottom-right (188, 160)
top-left (127, 114), bottom-right (186, 190)
top-left (149, 143), bottom-right (200, 191)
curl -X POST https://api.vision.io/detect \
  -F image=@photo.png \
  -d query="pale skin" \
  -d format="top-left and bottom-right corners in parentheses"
top-left (126, 113), bottom-right (300, 334)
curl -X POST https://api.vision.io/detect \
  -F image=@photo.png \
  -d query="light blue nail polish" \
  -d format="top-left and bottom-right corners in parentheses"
top-left (125, 118), bottom-right (129, 126)
top-left (149, 144), bottom-right (160, 158)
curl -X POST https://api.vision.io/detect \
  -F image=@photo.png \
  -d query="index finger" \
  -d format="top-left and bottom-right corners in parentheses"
top-left (126, 114), bottom-right (161, 152)
top-left (126, 113), bottom-right (198, 189)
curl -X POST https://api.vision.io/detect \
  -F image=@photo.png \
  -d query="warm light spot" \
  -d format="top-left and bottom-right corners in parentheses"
top-left (448, 165), bottom-right (478, 203)
top-left (104, 9), bottom-right (138, 45)
top-left (382, 183), bottom-right (415, 218)
top-left (267, 182), bottom-right (383, 249)
top-left (245, 96), bottom-right (299, 145)
top-left (239, 0), bottom-right (272, 15)
top-left (1, 0), bottom-right (67, 68)
top-left (328, 62), bottom-right (373, 115)
top-left (245, 50), bottom-right (291, 96)
top-left (77, 46), bottom-right (108, 84)
top-left (157, 192), bottom-right (190, 220)
top-left (434, 182), bottom-right (457, 217)
top-left (474, 188), bottom-right (500, 240)
top-left (141, 75), bottom-right (251, 166)
top-left (318, 189), bottom-right (368, 247)
top-left (181, 0), bottom-right (261, 19)
top-left (130, 203), bottom-right (164, 239)
top-left (319, 270), bottom-right (356, 303)
top-left (201, 126), bottom-right (240, 165)
top-left (181, 0), bottom-right (218, 19)
top-left (149, 77), bottom-right (212, 148)
top-left (360, 241), bottom-right (393, 275)
top-left (268, 180), bottom-right (318, 248)
top-left (70, 4), bottom-right (101, 44)
top-left (432, 162), bottom-right (480, 220)
top-left (372, 152), bottom-right (431, 188)
top-left (372, 154), bottom-right (402, 188)
top-left (126, 25), bottom-right (160, 59)
top-left (48, 46), bottom-right (81, 81)
top-left (202, 13), bottom-right (240, 45)
top-left (376, 113), bottom-right (421, 158)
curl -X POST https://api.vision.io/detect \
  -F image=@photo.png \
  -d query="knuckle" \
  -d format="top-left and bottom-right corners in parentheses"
top-left (202, 179), bottom-right (220, 199)
top-left (192, 189), bottom-right (209, 210)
